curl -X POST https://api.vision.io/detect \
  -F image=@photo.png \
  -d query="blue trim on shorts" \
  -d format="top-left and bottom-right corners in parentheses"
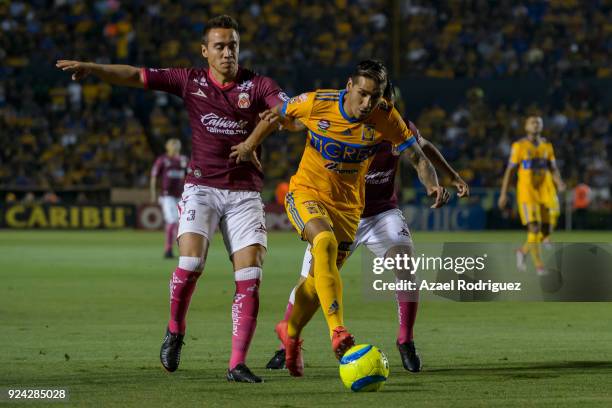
top-left (286, 192), bottom-right (305, 231)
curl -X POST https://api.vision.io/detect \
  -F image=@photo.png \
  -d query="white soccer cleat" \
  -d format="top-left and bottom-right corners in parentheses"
top-left (515, 249), bottom-right (527, 272)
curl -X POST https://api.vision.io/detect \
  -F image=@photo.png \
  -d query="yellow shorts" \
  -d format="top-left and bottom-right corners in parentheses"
top-left (518, 202), bottom-right (551, 226)
top-left (285, 189), bottom-right (360, 268)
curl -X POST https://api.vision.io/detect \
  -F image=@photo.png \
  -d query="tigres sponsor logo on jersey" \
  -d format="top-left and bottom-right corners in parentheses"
top-left (310, 132), bottom-right (379, 163)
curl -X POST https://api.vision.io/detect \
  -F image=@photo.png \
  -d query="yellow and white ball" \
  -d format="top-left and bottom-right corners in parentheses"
top-left (339, 344), bottom-right (389, 392)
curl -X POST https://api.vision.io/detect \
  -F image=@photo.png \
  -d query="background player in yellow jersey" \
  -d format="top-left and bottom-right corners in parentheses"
top-left (498, 115), bottom-right (565, 274)
top-left (232, 60), bottom-right (447, 376)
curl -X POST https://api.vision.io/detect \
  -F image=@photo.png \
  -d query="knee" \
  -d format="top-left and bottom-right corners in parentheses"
top-left (253, 244), bottom-right (266, 267)
top-left (385, 244), bottom-right (414, 259)
top-left (527, 223), bottom-right (540, 233)
top-left (232, 244), bottom-right (266, 269)
top-left (312, 231), bottom-right (338, 258)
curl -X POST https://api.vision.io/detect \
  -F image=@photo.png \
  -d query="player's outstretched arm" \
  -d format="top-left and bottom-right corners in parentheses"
top-left (404, 142), bottom-right (449, 208)
top-left (419, 137), bottom-right (469, 198)
top-left (56, 60), bottom-right (143, 88)
top-left (498, 165), bottom-right (516, 209)
top-left (230, 104), bottom-right (285, 167)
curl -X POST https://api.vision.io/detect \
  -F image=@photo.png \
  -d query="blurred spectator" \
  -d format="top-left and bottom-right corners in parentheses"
top-left (76, 192), bottom-right (89, 204)
top-left (22, 192), bottom-right (36, 204)
top-left (573, 183), bottom-right (592, 229)
top-left (573, 183), bottom-right (592, 210)
top-left (400, 1), bottom-right (612, 79)
top-left (42, 191), bottom-right (61, 204)
top-left (275, 181), bottom-right (289, 206)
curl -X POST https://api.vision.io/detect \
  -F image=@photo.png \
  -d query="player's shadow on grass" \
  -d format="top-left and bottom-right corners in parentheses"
top-left (424, 360), bottom-right (612, 375)
top-left (383, 361), bottom-right (612, 389)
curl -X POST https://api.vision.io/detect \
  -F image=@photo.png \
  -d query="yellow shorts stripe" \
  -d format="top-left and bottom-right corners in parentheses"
top-left (522, 202), bottom-right (531, 223)
top-left (285, 192), bottom-right (305, 231)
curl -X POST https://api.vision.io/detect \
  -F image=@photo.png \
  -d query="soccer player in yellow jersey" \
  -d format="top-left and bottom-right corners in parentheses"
top-left (498, 116), bottom-right (565, 274)
top-left (231, 60), bottom-right (447, 376)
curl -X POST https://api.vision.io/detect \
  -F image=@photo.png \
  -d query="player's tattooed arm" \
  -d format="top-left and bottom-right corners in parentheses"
top-left (498, 164), bottom-right (517, 209)
top-left (259, 109), bottom-right (305, 132)
top-left (229, 103), bottom-right (285, 169)
top-left (404, 142), bottom-right (449, 208)
top-left (56, 60), bottom-right (143, 88)
top-left (418, 137), bottom-right (469, 198)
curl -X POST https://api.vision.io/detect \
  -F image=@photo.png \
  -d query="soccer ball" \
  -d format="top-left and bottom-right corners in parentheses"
top-left (339, 344), bottom-right (389, 392)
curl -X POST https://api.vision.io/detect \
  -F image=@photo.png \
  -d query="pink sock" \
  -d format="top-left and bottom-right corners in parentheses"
top-left (396, 301), bottom-right (418, 344)
top-left (165, 223), bottom-right (176, 251)
top-left (396, 284), bottom-right (419, 344)
top-left (229, 267), bottom-right (261, 370)
top-left (168, 267), bottom-right (201, 334)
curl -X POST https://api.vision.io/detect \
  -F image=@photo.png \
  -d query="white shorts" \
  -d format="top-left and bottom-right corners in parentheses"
top-left (177, 184), bottom-right (267, 255)
top-left (299, 208), bottom-right (413, 277)
top-left (159, 195), bottom-right (180, 224)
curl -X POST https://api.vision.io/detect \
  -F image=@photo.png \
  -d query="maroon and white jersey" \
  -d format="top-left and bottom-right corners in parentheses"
top-left (141, 67), bottom-right (288, 192)
top-left (362, 121), bottom-right (421, 218)
top-left (151, 154), bottom-right (189, 197)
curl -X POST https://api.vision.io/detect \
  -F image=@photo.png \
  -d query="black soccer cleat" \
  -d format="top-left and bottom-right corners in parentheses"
top-left (265, 349), bottom-right (286, 370)
top-left (164, 249), bottom-right (174, 259)
top-left (227, 363), bottom-right (263, 383)
top-left (160, 328), bottom-right (184, 372)
top-left (397, 341), bottom-right (421, 373)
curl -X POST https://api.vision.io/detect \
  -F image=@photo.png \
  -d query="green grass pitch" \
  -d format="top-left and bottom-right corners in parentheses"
top-left (2, 230), bottom-right (611, 407)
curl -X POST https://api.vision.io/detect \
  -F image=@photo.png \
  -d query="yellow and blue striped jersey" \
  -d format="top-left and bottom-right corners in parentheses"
top-left (280, 89), bottom-right (415, 211)
top-left (509, 137), bottom-right (556, 202)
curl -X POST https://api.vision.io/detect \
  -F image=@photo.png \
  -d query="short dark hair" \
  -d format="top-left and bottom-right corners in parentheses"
top-left (202, 15), bottom-right (239, 44)
top-left (383, 79), bottom-right (396, 104)
top-left (351, 59), bottom-right (388, 88)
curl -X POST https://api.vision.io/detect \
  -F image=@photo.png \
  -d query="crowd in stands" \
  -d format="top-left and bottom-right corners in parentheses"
top-left (3, 1), bottom-right (609, 78)
top-left (0, 1), bottom-right (610, 201)
top-left (401, 0), bottom-right (612, 79)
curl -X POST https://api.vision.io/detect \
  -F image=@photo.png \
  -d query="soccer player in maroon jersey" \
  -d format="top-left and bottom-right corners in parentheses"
top-left (150, 138), bottom-right (188, 259)
top-left (264, 82), bottom-right (469, 373)
top-left (57, 15), bottom-right (289, 382)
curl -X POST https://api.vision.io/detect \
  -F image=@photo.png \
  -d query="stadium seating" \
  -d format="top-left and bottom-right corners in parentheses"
top-left (0, 1), bottom-right (610, 196)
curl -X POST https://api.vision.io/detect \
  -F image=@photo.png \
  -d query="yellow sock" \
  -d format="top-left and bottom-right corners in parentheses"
top-left (287, 275), bottom-right (319, 338)
top-left (311, 231), bottom-right (343, 337)
top-left (527, 231), bottom-right (543, 268)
